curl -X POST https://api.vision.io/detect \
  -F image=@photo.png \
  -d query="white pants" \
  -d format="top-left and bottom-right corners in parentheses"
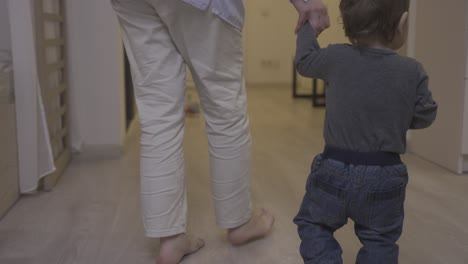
top-left (111, 0), bottom-right (252, 238)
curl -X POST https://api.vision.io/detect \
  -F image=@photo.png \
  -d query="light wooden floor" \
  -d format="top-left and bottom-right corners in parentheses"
top-left (1, 87), bottom-right (468, 264)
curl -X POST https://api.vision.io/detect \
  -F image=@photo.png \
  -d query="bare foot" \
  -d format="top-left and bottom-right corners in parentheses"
top-left (227, 208), bottom-right (275, 246)
top-left (157, 234), bottom-right (205, 264)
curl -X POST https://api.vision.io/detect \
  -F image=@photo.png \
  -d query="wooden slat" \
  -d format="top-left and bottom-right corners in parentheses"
top-left (35, 0), bottom-right (71, 191)
top-left (51, 127), bottom-right (68, 144)
top-left (50, 127), bottom-right (68, 158)
top-left (45, 83), bottom-right (67, 102)
top-left (44, 106), bottom-right (67, 137)
top-left (45, 105), bottom-right (67, 123)
top-left (42, 149), bottom-right (71, 191)
top-left (58, 105), bottom-right (67, 117)
top-left (46, 60), bottom-right (65, 73)
top-left (42, 87), bottom-right (67, 134)
top-left (43, 103), bottom-right (67, 115)
top-left (43, 13), bottom-right (64, 23)
top-left (45, 38), bottom-right (65, 46)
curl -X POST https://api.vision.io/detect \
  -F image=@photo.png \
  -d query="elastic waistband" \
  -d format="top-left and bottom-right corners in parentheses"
top-left (322, 146), bottom-right (402, 166)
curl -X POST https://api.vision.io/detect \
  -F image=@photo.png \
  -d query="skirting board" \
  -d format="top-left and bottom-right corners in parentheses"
top-left (42, 149), bottom-right (71, 191)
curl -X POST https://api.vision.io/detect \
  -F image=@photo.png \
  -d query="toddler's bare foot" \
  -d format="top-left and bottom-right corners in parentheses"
top-left (157, 234), bottom-right (205, 264)
top-left (227, 208), bottom-right (275, 246)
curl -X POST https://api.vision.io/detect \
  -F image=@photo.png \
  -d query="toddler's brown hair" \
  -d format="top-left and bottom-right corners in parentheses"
top-left (340, 0), bottom-right (410, 45)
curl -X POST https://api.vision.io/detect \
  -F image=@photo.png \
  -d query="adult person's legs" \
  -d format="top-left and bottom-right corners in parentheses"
top-left (146, 0), bottom-right (274, 245)
top-left (112, 0), bottom-right (273, 263)
top-left (111, 1), bottom-right (204, 263)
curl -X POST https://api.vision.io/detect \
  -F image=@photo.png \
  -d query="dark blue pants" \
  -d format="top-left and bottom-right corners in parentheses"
top-left (294, 148), bottom-right (408, 264)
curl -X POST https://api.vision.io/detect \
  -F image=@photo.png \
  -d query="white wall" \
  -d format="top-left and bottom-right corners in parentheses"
top-left (244, 0), bottom-right (348, 86)
top-left (65, 0), bottom-right (126, 154)
top-left (0, 0), bottom-right (11, 51)
top-left (462, 6), bottom-right (468, 155)
top-left (244, 1), bottom-right (296, 85)
top-left (410, 0), bottom-right (467, 173)
top-left (462, 4), bottom-right (468, 171)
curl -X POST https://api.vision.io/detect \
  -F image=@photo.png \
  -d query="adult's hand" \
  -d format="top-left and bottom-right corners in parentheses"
top-left (290, 0), bottom-right (330, 35)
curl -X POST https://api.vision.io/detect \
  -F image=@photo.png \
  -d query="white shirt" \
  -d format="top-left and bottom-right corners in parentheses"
top-left (180, 0), bottom-right (244, 30)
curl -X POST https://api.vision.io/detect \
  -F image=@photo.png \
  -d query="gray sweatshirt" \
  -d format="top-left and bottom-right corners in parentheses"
top-left (296, 24), bottom-right (438, 154)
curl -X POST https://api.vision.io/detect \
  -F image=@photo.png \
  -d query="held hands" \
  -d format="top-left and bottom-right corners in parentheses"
top-left (290, 0), bottom-right (330, 35)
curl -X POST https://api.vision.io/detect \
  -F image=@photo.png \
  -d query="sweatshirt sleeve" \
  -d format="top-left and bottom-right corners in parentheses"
top-left (295, 23), bottom-right (330, 80)
top-left (410, 64), bottom-right (438, 129)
